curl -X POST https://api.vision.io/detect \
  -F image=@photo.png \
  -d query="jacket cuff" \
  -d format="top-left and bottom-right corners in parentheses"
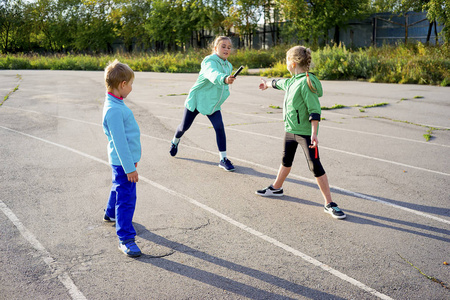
top-left (309, 113), bottom-right (321, 122)
top-left (271, 79), bottom-right (279, 89)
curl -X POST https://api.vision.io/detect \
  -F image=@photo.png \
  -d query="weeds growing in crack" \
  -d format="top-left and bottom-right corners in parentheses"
top-left (398, 253), bottom-right (449, 290)
top-left (1, 74), bottom-right (22, 107)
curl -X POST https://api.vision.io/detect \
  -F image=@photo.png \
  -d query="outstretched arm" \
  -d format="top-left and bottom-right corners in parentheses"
top-left (259, 78), bottom-right (270, 90)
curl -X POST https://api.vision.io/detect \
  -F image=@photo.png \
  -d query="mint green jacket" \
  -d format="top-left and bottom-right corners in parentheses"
top-left (184, 54), bottom-right (233, 115)
top-left (274, 73), bottom-right (323, 135)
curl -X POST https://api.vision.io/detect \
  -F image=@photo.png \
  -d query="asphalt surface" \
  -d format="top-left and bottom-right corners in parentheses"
top-left (0, 70), bottom-right (449, 300)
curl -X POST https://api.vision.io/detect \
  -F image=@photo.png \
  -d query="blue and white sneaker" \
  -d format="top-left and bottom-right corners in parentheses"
top-left (169, 142), bottom-right (178, 157)
top-left (324, 202), bottom-right (346, 219)
top-left (118, 239), bottom-right (141, 257)
top-left (219, 158), bottom-right (235, 171)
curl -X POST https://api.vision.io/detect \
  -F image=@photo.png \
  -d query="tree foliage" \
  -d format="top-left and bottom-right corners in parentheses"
top-left (0, 0), bottom-right (447, 53)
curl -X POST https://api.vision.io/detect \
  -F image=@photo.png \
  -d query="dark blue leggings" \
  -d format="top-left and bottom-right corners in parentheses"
top-left (175, 108), bottom-right (226, 151)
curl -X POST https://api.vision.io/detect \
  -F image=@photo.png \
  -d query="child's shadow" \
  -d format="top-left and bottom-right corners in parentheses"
top-left (133, 223), bottom-right (345, 300)
top-left (173, 158), bottom-right (449, 242)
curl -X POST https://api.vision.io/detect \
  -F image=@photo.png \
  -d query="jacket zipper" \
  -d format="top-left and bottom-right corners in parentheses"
top-left (211, 60), bottom-right (228, 114)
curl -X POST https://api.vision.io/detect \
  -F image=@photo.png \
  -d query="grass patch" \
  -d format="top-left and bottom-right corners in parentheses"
top-left (398, 253), bottom-right (449, 290)
top-left (269, 105), bottom-right (281, 109)
top-left (413, 95), bottom-right (424, 99)
top-left (321, 104), bottom-right (347, 110)
top-left (374, 116), bottom-right (448, 141)
top-left (167, 93), bottom-right (188, 96)
top-left (362, 102), bottom-right (389, 108)
top-left (1, 74), bottom-right (21, 106)
top-left (423, 133), bottom-right (432, 141)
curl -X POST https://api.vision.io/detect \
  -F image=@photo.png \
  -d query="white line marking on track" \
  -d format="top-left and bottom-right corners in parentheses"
top-left (141, 133), bottom-right (450, 226)
top-left (2, 107), bottom-right (449, 221)
top-left (214, 111), bottom-right (450, 147)
top-left (3, 106), bottom-right (449, 221)
top-left (0, 125), bottom-right (394, 300)
top-left (156, 115), bottom-right (450, 177)
top-left (0, 200), bottom-right (87, 300)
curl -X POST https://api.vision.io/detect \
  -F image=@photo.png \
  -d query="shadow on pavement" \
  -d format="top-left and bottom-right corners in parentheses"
top-left (134, 223), bottom-right (346, 300)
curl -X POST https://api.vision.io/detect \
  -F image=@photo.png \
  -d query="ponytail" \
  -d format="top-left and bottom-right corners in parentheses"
top-left (306, 72), bottom-right (317, 94)
top-left (287, 46), bottom-right (317, 94)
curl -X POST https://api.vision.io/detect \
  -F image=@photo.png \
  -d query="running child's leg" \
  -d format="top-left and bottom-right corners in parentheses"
top-left (170, 108), bottom-right (199, 156)
top-left (296, 135), bottom-right (346, 219)
top-left (255, 132), bottom-right (297, 196)
top-left (207, 110), bottom-right (235, 171)
top-left (174, 108), bottom-right (199, 140)
top-left (273, 165), bottom-right (291, 189)
top-left (296, 134), bottom-right (328, 202)
top-left (316, 173), bottom-right (332, 204)
top-left (207, 110), bottom-right (226, 153)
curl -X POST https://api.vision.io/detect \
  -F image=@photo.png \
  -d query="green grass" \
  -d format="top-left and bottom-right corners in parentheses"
top-left (0, 43), bottom-right (448, 85)
top-left (261, 43), bottom-right (449, 86)
top-left (362, 102), bottom-right (389, 108)
top-left (321, 104), bottom-right (347, 110)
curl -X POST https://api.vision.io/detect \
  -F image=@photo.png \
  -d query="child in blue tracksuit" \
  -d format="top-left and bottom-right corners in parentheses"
top-left (169, 36), bottom-right (237, 171)
top-left (102, 60), bottom-right (142, 257)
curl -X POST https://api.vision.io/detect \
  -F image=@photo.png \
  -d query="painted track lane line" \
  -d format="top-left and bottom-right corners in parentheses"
top-left (144, 133), bottom-right (450, 226)
top-left (2, 106), bottom-right (450, 222)
top-left (227, 111), bottom-right (450, 148)
top-left (0, 125), bottom-right (394, 300)
top-left (0, 200), bottom-right (87, 300)
top-left (157, 115), bottom-right (450, 177)
top-left (119, 104), bottom-right (450, 148)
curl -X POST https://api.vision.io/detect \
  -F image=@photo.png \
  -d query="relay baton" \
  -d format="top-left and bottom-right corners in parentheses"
top-left (232, 66), bottom-right (244, 78)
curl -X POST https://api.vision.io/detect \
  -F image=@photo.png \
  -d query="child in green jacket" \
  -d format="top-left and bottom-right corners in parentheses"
top-left (256, 46), bottom-right (346, 219)
top-left (169, 36), bottom-right (237, 171)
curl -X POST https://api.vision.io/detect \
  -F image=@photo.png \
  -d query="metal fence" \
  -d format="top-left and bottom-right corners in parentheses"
top-left (249, 11), bottom-right (444, 49)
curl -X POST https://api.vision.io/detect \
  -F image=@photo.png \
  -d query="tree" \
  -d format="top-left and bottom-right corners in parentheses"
top-left (74, 0), bottom-right (116, 52)
top-left (275, 0), bottom-right (372, 46)
top-left (233, 0), bottom-right (264, 48)
top-left (0, 0), bottom-right (28, 53)
top-left (424, 0), bottom-right (449, 42)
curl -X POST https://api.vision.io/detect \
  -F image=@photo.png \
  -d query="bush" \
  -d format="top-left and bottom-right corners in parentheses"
top-left (0, 43), bottom-right (448, 85)
top-left (259, 43), bottom-right (449, 86)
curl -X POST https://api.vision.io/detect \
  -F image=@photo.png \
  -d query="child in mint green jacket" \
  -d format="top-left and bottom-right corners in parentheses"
top-left (256, 46), bottom-right (346, 220)
top-left (169, 36), bottom-right (237, 171)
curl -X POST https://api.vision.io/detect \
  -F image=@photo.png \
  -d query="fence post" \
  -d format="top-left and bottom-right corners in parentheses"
top-left (372, 17), bottom-right (377, 47)
top-left (405, 14), bottom-right (408, 44)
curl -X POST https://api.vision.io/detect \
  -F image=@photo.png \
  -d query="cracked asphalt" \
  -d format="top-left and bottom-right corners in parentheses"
top-left (0, 70), bottom-right (449, 300)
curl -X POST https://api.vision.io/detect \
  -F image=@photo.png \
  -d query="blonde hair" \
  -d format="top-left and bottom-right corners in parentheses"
top-left (211, 36), bottom-right (232, 54)
top-left (286, 46), bottom-right (317, 93)
top-left (104, 59), bottom-right (134, 92)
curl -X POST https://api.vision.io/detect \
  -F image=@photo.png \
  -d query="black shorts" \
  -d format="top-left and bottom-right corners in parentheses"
top-left (282, 132), bottom-right (326, 177)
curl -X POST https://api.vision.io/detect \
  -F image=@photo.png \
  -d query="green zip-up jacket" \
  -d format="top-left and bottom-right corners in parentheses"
top-left (184, 54), bottom-right (233, 115)
top-left (273, 73), bottom-right (323, 135)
